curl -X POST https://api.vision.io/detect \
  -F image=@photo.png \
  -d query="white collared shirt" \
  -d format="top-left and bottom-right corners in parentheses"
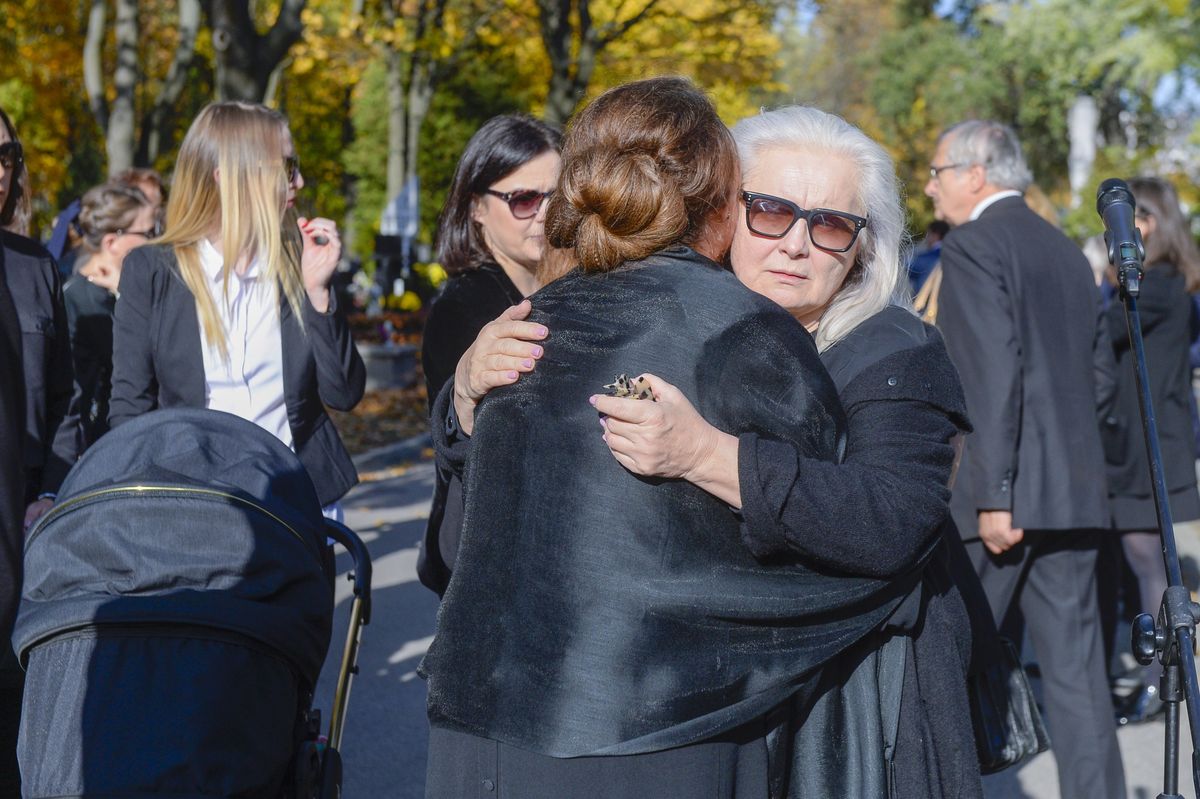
top-left (968, 190), bottom-right (1022, 221)
top-left (197, 239), bottom-right (293, 450)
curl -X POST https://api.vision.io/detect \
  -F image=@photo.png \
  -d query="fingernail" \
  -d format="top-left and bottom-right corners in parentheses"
top-left (536, 326), bottom-right (548, 337)
top-left (531, 345), bottom-right (544, 357)
top-left (522, 359), bottom-right (534, 368)
top-left (506, 371), bottom-right (518, 379)
top-left (588, 395), bottom-right (597, 406)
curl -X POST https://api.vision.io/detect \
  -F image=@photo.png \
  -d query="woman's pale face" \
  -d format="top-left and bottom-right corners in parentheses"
top-left (473, 149), bottom-right (561, 273)
top-left (730, 146), bottom-right (863, 331)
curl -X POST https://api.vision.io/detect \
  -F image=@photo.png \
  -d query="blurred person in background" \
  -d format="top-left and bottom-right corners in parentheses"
top-left (64, 181), bottom-right (158, 449)
top-left (1100, 176), bottom-right (1200, 724)
top-left (0, 102), bottom-right (78, 799)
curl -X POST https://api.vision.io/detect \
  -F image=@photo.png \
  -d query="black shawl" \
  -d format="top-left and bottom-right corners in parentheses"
top-left (422, 248), bottom-right (912, 757)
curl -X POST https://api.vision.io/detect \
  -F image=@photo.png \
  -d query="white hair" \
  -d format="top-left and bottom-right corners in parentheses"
top-left (731, 106), bottom-right (911, 351)
top-left (940, 120), bottom-right (1033, 192)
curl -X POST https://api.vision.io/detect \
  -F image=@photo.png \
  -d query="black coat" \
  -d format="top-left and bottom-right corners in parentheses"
top-left (109, 244), bottom-right (366, 506)
top-left (418, 264), bottom-right (522, 594)
top-left (740, 305), bottom-right (984, 799)
top-left (937, 196), bottom-right (1113, 535)
top-left (0, 235), bottom-right (30, 638)
top-left (423, 248), bottom-right (909, 761)
top-left (63, 276), bottom-right (115, 450)
top-left (1102, 265), bottom-right (1198, 504)
top-left (1, 231), bottom-right (78, 503)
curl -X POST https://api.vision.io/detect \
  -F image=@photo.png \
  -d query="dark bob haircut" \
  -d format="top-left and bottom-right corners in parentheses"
top-left (434, 114), bottom-right (562, 275)
top-left (0, 106), bottom-right (32, 236)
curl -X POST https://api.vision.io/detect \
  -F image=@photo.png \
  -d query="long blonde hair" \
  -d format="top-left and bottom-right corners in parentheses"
top-left (157, 101), bottom-right (306, 360)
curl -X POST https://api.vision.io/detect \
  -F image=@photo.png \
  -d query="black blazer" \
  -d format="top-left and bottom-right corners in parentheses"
top-left (1, 231), bottom-right (77, 502)
top-left (1102, 265), bottom-right (1197, 498)
top-left (937, 196), bottom-right (1113, 534)
top-left (0, 235), bottom-right (31, 637)
top-left (109, 244), bottom-right (366, 506)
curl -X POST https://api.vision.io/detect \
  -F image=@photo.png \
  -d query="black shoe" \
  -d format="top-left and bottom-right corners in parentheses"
top-left (1116, 684), bottom-right (1165, 725)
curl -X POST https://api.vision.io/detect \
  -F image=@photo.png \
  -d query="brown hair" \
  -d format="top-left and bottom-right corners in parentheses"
top-left (113, 167), bottom-right (166, 204)
top-left (0, 106), bottom-right (32, 236)
top-left (542, 76), bottom-right (738, 278)
top-left (1129, 177), bottom-right (1200, 293)
top-left (78, 181), bottom-right (153, 253)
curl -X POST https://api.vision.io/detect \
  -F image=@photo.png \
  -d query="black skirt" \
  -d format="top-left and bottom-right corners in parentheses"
top-left (1111, 483), bottom-right (1200, 531)
top-left (425, 724), bottom-right (769, 799)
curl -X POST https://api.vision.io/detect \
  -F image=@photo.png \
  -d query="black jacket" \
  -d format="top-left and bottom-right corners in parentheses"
top-left (740, 305), bottom-right (984, 799)
top-left (937, 196), bottom-right (1113, 534)
top-left (1, 231), bottom-right (77, 503)
top-left (418, 264), bottom-right (522, 594)
top-left (1102, 265), bottom-right (1197, 500)
top-left (109, 244), bottom-right (366, 506)
top-left (0, 234), bottom-right (30, 637)
top-left (63, 276), bottom-right (115, 450)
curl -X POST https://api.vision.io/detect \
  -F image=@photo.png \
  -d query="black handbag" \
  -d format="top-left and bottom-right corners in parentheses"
top-left (968, 636), bottom-right (1051, 773)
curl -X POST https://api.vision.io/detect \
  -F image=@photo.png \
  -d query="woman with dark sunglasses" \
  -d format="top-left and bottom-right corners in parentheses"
top-left (0, 104), bottom-right (79, 798)
top-left (446, 106), bottom-right (988, 797)
top-left (417, 114), bottom-right (561, 595)
top-left (63, 181), bottom-right (159, 450)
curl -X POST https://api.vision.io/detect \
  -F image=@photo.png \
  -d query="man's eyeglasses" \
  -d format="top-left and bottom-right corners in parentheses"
top-left (742, 191), bottom-right (868, 253)
top-left (0, 142), bottom-right (23, 171)
top-left (929, 163), bottom-right (966, 180)
top-left (484, 188), bottom-right (554, 220)
top-left (284, 155), bottom-right (301, 183)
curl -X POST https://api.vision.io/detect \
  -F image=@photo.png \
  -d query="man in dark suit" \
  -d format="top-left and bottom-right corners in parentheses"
top-left (928, 121), bottom-right (1126, 799)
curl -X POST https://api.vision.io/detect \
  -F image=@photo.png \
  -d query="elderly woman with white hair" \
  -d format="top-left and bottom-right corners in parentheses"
top-left (444, 106), bottom-right (986, 797)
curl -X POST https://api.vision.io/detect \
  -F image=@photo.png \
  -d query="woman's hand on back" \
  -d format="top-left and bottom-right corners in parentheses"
top-left (298, 216), bottom-right (341, 313)
top-left (452, 299), bottom-right (548, 435)
top-left (592, 374), bottom-right (742, 508)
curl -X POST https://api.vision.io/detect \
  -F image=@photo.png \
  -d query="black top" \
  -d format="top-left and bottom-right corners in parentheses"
top-left (1, 230), bottom-right (78, 502)
top-left (937, 196), bottom-right (1114, 534)
top-left (0, 233), bottom-right (30, 638)
top-left (1103, 265), bottom-right (1199, 498)
top-left (418, 264), bottom-right (523, 594)
top-left (421, 263), bottom-right (524, 405)
top-left (423, 248), bottom-right (909, 758)
top-left (109, 245), bottom-right (366, 506)
top-left (738, 305), bottom-right (986, 798)
top-left (63, 275), bottom-right (116, 450)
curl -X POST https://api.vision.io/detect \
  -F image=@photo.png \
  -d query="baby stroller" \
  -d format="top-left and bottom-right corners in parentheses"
top-left (13, 408), bottom-right (372, 798)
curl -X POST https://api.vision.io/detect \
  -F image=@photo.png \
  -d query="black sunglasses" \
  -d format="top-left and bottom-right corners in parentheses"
top-left (283, 155), bottom-right (301, 183)
top-left (742, 190), bottom-right (868, 253)
top-left (484, 188), bottom-right (554, 220)
top-left (0, 142), bottom-right (23, 171)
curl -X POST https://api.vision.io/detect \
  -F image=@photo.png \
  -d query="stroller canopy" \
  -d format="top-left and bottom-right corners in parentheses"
top-left (14, 408), bottom-right (334, 685)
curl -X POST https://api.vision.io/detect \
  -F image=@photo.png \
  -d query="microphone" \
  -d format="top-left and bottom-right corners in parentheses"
top-left (1096, 178), bottom-right (1144, 274)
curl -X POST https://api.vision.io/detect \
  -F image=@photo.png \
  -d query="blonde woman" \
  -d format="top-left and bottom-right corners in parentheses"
top-left (109, 101), bottom-right (365, 507)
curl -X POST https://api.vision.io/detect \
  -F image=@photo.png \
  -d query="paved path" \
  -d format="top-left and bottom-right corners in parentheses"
top-left (315, 435), bottom-right (1196, 798)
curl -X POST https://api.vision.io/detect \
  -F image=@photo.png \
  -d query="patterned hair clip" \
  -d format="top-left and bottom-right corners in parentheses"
top-left (603, 374), bottom-right (655, 401)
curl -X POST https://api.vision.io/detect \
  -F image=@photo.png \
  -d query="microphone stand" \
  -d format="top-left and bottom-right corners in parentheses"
top-left (1112, 243), bottom-right (1200, 798)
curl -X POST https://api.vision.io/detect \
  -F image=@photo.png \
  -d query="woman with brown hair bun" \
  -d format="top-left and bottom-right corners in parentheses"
top-left (420, 77), bottom-right (910, 798)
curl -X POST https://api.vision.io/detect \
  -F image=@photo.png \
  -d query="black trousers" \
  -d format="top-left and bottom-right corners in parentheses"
top-left (966, 529), bottom-right (1125, 799)
top-left (425, 725), bottom-right (769, 798)
top-left (0, 645), bottom-right (21, 799)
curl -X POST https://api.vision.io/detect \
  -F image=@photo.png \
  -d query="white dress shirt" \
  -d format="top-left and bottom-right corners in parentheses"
top-left (197, 239), bottom-right (293, 450)
top-left (968, 190), bottom-right (1022, 221)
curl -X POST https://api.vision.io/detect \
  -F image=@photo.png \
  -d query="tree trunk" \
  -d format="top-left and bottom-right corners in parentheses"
top-left (208, 0), bottom-right (307, 103)
top-left (106, 0), bottom-right (140, 175)
top-left (137, 0), bottom-right (202, 165)
top-left (384, 41), bottom-right (406, 200)
top-left (83, 0), bottom-right (109, 132)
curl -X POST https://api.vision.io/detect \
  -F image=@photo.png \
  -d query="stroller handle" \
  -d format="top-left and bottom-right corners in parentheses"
top-left (324, 519), bottom-right (373, 625)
